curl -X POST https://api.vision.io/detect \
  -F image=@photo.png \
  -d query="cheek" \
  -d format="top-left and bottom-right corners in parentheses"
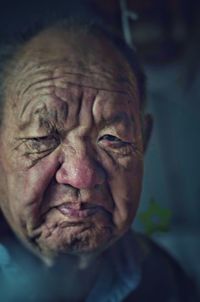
top-left (5, 152), bottom-right (60, 229)
top-left (108, 157), bottom-right (143, 234)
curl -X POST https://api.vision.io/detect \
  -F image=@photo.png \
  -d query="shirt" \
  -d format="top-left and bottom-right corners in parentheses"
top-left (0, 230), bottom-right (198, 302)
top-left (0, 230), bottom-right (143, 302)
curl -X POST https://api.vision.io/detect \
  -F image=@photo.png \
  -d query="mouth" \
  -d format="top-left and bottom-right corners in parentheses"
top-left (56, 203), bottom-right (108, 219)
top-left (26, 201), bottom-right (112, 245)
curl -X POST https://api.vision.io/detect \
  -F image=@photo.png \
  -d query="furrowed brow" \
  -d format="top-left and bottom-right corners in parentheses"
top-left (99, 112), bottom-right (134, 130)
top-left (17, 103), bottom-right (57, 131)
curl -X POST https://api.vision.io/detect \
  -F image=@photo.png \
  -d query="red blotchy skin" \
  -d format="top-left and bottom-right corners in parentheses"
top-left (56, 157), bottom-right (105, 189)
top-left (0, 27), bottom-right (144, 263)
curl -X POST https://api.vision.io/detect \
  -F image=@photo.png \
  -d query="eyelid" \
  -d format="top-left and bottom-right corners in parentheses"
top-left (99, 134), bottom-right (124, 143)
top-left (99, 135), bottom-right (133, 149)
top-left (98, 131), bottom-right (133, 144)
top-left (98, 121), bottom-right (134, 138)
top-left (26, 135), bottom-right (54, 140)
top-left (17, 131), bottom-right (59, 140)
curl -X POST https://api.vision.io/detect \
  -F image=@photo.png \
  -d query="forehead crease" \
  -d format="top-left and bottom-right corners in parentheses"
top-left (12, 58), bottom-right (137, 98)
top-left (13, 65), bottom-right (51, 93)
top-left (19, 74), bottom-right (133, 99)
top-left (10, 55), bottom-right (139, 125)
top-left (14, 79), bottom-right (133, 124)
top-left (17, 79), bottom-right (133, 123)
top-left (24, 58), bottom-right (131, 81)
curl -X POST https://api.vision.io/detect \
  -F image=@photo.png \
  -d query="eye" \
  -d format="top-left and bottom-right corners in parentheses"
top-left (24, 134), bottom-right (59, 153)
top-left (98, 134), bottom-right (129, 148)
top-left (98, 134), bottom-right (136, 157)
top-left (100, 134), bottom-right (122, 143)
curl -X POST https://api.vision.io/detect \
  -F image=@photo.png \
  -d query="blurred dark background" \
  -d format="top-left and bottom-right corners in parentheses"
top-left (0, 0), bottom-right (199, 293)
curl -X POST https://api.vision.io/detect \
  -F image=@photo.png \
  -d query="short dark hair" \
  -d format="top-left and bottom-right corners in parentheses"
top-left (0, 15), bottom-right (146, 121)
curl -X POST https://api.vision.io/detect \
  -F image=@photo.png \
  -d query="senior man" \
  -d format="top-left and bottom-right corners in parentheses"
top-left (0, 18), bottom-right (197, 302)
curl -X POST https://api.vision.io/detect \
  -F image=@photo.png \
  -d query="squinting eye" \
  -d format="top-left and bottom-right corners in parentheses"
top-left (98, 134), bottom-right (135, 156)
top-left (24, 134), bottom-right (59, 153)
top-left (100, 134), bottom-right (122, 143)
top-left (99, 134), bottom-right (129, 148)
top-left (98, 134), bottom-right (138, 157)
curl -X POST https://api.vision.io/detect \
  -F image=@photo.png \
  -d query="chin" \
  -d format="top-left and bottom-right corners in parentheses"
top-left (32, 221), bottom-right (114, 261)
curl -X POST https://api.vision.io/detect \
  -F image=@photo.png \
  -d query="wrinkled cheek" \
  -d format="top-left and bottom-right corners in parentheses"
top-left (4, 153), bottom-right (60, 236)
top-left (109, 162), bottom-right (143, 235)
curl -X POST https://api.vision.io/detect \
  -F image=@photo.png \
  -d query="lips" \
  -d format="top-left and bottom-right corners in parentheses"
top-left (56, 203), bottom-right (107, 218)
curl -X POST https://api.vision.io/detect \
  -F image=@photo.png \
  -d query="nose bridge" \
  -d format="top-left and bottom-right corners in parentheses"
top-left (56, 137), bottom-right (105, 189)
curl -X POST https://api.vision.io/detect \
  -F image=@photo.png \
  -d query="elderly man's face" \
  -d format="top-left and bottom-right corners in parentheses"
top-left (0, 28), bottom-right (144, 261)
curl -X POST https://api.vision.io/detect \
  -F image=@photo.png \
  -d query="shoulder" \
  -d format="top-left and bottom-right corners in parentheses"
top-left (125, 232), bottom-right (199, 302)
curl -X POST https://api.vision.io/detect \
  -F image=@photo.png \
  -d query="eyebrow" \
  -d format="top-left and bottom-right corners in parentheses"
top-left (99, 112), bottom-right (134, 130)
top-left (18, 103), bottom-right (57, 131)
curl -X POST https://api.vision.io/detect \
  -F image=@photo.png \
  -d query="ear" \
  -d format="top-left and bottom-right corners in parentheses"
top-left (143, 113), bottom-right (153, 153)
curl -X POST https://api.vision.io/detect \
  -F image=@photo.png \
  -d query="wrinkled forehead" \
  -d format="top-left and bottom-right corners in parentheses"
top-left (5, 27), bottom-right (140, 111)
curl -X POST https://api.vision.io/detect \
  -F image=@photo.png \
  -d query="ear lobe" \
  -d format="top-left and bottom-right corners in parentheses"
top-left (143, 113), bottom-right (153, 153)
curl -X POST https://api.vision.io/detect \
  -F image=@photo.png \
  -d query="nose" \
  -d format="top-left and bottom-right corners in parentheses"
top-left (56, 153), bottom-right (106, 189)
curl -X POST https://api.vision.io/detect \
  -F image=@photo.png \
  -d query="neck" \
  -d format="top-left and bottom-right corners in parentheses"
top-left (44, 252), bottom-right (102, 301)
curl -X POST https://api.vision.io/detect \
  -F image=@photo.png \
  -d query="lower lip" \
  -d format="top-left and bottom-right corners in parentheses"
top-left (57, 206), bottom-right (99, 218)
